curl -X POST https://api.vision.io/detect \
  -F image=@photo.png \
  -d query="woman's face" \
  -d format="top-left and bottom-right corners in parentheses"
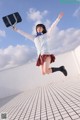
top-left (36, 26), bottom-right (43, 33)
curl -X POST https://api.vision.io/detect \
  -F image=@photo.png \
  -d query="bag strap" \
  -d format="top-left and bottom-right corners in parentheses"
top-left (13, 13), bottom-right (17, 26)
top-left (6, 14), bottom-right (18, 27)
top-left (6, 16), bottom-right (12, 26)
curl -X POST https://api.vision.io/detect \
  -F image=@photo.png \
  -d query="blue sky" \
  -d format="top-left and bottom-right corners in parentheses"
top-left (0, 0), bottom-right (80, 69)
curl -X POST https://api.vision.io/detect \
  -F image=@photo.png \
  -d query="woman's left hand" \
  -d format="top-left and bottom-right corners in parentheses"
top-left (58, 12), bottom-right (64, 19)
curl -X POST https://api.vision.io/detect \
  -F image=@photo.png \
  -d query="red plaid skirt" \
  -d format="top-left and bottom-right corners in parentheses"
top-left (36, 54), bottom-right (55, 66)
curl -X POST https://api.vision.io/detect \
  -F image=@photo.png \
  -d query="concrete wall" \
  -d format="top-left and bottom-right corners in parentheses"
top-left (73, 46), bottom-right (80, 74)
top-left (0, 46), bottom-right (80, 98)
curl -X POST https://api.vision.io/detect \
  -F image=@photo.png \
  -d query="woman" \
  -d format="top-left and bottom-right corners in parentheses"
top-left (12, 12), bottom-right (67, 76)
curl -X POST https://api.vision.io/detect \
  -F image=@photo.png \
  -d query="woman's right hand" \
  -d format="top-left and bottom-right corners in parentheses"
top-left (12, 26), bottom-right (18, 31)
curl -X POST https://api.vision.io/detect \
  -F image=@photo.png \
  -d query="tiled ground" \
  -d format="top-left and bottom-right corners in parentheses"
top-left (0, 75), bottom-right (80, 120)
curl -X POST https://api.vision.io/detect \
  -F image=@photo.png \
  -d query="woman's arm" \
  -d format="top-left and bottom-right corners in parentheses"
top-left (47, 12), bottom-right (64, 36)
top-left (12, 26), bottom-right (34, 41)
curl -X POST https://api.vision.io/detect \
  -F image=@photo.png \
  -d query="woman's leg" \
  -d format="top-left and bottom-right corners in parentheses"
top-left (40, 65), bottom-right (45, 75)
top-left (40, 56), bottom-right (67, 76)
top-left (43, 56), bottom-right (52, 74)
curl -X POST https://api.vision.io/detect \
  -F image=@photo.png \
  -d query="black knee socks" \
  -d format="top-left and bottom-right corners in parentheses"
top-left (51, 66), bottom-right (67, 76)
top-left (51, 67), bottom-right (61, 73)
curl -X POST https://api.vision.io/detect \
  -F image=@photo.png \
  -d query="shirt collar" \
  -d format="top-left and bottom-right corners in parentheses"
top-left (36, 32), bottom-right (43, 37)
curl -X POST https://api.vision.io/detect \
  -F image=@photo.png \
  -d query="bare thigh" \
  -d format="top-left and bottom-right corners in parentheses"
top-left (43, 56), bottom-right (51, 74)
top-left (40, 65), bottom-right (45, 75)
top-left (40, 56), bottom-right (52, 74)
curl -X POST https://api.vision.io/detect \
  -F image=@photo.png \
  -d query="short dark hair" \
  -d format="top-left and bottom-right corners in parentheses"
top-left (36, 24), bottom-right (47, 34)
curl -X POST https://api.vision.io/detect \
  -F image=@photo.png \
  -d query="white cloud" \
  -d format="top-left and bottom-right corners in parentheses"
top-left (0, 30), bottom-right (6, 37)
top-left (73, 7), bottom-right (80, 18)
top-left (27, 8), bottom-right (48, 21)
top-left (27, 8), bottom-right (50, 34)
top-left (0, 45), bottom-right (36, 70)
top-left (48, 27), bottom-right (80, 54)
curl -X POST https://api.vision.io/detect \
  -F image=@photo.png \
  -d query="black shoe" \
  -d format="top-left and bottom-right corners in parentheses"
top-left (60, 66), bottom-right (67, 76)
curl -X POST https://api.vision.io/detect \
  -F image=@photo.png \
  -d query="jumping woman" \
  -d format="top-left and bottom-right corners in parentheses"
top-left (12, 12), bottom-right (67, 76)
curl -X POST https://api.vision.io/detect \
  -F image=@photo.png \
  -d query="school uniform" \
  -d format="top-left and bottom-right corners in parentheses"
top-left (16, 17), bottom-right (60, 66)
top-left (34, 32), bottom-right (55, 66)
